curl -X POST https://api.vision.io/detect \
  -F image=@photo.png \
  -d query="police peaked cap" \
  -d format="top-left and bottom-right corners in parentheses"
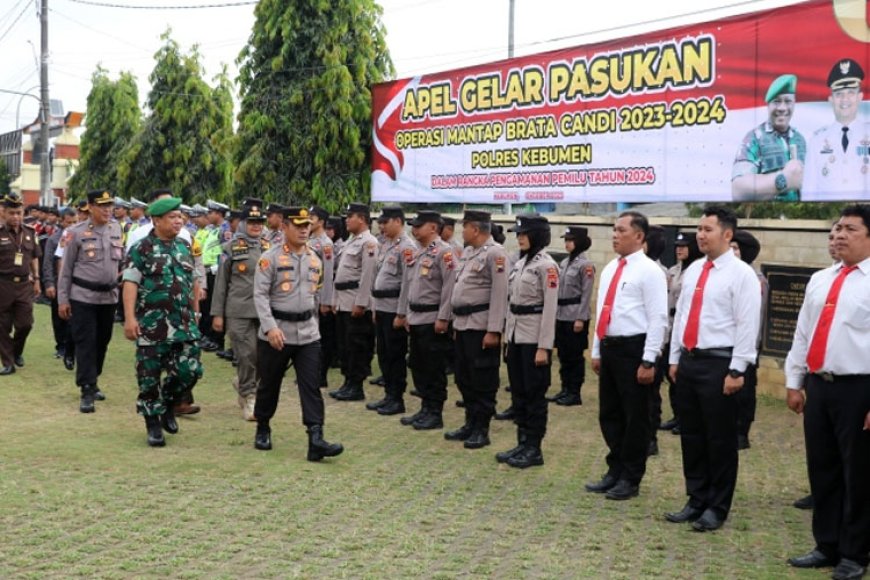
top-left (828, 58), bottom-right (864, 91)
top-left (129, 197), bottom-right (148, 210)
top-left (461, 210), bottom-right (491, 224)
top-left (242, 198), bottom-right (266, 221)
top-left (1, 193), bottom-right (23, 208)
top-left (87, 190), bottom-right (114, 205)
top-left (113, 197), bottom-right (131, 209)
top-left (283, 206), bottom-right (312, 225)
top-left (345, 202), bottom-right (370, 217)
top-left (409, 210), bottom-right (442, 227)
top-left (206, 199), bottom-right (230, 213)
top-left (377, 206), bottom-right (405, 222)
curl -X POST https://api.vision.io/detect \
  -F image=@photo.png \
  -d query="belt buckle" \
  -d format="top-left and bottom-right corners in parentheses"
top-left (819, 371), bottom-right (834, 383)
top-left (12, 276), bottom-right (22, 283)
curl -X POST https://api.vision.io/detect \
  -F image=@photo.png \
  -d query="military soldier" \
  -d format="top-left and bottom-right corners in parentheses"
top-left (804, 58), bottom-right (869, 200)
top-left (397, 210), bottom-right (457, 430)
top-left (211, 198), bottom-right (270, 420)
top-left (308, 205), bottom-right (336, 388)
top-left (445, 210), bottom-right (508, 449)
top-left (263, 203), bottom-right (285, 246)
top-left (549, 226), bottom-right (595, 407)
top-left (252, 206), bottom-right (344, 461)
top-left (366, 206), bottom-right (416, 415)
top-left (122, 197), bottom-right (203, 447)
top-left (0, 193), bottom-right (41, 376)
top-left (329, 202), bottom-right (378, 401)
top-left (57, 190), bottom-right (125, 412)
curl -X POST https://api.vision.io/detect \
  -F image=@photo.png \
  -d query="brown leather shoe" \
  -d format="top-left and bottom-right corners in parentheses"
top-left (174, 402), bottom-right (201, 415)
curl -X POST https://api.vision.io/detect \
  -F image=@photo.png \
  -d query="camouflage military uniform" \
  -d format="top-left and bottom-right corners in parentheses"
top-left (123, 230), bottom-right (203, 416)
top-left (732, 122), bottom-right (807, 202)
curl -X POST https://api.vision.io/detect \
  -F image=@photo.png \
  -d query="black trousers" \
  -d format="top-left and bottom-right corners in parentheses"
top-left (336, 310), bottom-right (374, 386)
top-left (598, 337), bottom-right (650, 485)
top-left (318, 310), bottom-right (337, 384)
top-left (70, 301), bottom-right (115, 387)
top-left (255, 339), bottom-right (324, 426)
top-left (735, 362), bottom-right (758, 438)
top-left (375, 311), bottom-right (408, 400)
top-left (199, 272), bottom-right (224, 347)
top-left (455, 329), bottom-right (501, 423)
top-left (648, 353), bottom-right (667, 441)
top-left (555, 320), bottom-right (588, 395)
top-left (50, 296), bottom-right (74, 356)
top-left (805, 374), bottom-right (870, 565)
top-left (674, 354), bottom-right (737, 518)
top-left (408, 323), bottom-right (451, 411)
top-left (506, 343), bottom-right (551, 444)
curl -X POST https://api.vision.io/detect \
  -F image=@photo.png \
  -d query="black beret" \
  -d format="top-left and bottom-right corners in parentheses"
top-left (378, 206), bottom-right (405, 222)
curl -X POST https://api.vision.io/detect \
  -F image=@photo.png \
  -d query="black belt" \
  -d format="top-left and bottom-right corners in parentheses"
top-left (452, 303), bottom-right (489, 316)
top-left (271, 308), bottom-right (315, 322)
top-left (680, 346), bottom-right (733, 359)
top-left (335, 281), bottom-right (360, 291)
top-left (557, 296), bottom-right (583, 306)
top-left (510, 303), bottom-right (544, 315)
top-left (372, 288), bottom-right (401, 298)
top-left (601, 333), bottom-right (646, 346)
top-left (72, 276), bottom-right (117, 292)
top-left (409, 302), bottom-right (440, 313)
top-left (811, 372), bottom-right (870, 383)
top-left (0, 273), bottom-right (29, 283)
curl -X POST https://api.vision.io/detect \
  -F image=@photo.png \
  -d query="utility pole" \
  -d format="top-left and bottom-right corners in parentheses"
top-left (504, 0), bottom-right (515, 216)
top-left (39, 0), bottom-right (51, 204)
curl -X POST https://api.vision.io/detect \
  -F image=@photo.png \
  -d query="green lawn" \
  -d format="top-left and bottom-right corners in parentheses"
top-left (0, 306), bottom-right (824, 578)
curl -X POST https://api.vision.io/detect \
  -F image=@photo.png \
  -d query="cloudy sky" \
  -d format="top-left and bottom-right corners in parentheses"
top-left (0, 0), bottom-right (801, 135)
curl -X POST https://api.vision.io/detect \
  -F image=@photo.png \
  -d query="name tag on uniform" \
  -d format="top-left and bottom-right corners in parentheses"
top-left (14, 252), bottom-right (24, 266)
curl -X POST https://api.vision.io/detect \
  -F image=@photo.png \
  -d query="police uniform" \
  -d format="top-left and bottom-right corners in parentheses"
top-left (122, 197), bottom-right (203, 447)
top-left (199, 199), bottom-right (230, 351)
top-left (211, 199), bottom-right (271, 420)
top-left (0, 193), bottom-right (41, 375)
top-left (252, 206), bottom-right (343, 461)
top-left (57, 190), bottom-right (125, 411)
top-left (43, 220), bottom-right (74, 365)
top-left (397, 211), bottom-right (456, 429)
top-left (329, 203), bottom-right (378, 401)
top-left (446, 210), bottom-right (508, 448)
top-left (367, 207), bottom-right (416, 415)
top-left (552, 226), bottom-right (595, 406)
top-left (264, 203), bottom-right (285, 246)
top-left (307, 206), bottom-right (336, 388)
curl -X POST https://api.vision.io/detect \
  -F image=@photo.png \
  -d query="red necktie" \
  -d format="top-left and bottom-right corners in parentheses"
top-left (682, 260), bottom-right (714, 351)
top-left (806, 264), bottom-right (859, 373)
top-left (596, 257), bottom-right (627, 340)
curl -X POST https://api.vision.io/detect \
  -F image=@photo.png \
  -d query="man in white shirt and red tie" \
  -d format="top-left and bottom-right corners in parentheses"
top-left (585, 211), bottom-right (668, 501)
top-left (666, 205), bottom-right (761, 532)
top-left (785, 204), bottom-right (870, 580)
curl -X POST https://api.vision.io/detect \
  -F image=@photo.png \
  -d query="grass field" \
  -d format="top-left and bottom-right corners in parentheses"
top-left (0, 306), bottom-right (826, 579)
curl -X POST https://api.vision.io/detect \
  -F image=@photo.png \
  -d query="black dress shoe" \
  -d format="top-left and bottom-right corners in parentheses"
top-left (254, 427), bottom-right (272, 451)
top-left (585, 473), bottom-right (618, 493)
top-left (412, 412), bottom-right (443, 430)
top-left (377, 399), bottom-right (405, 415)
top-left (444, 423), bottom-right (473, 441)
top-left (787, 550), bottom-right (837, 569)
top-left (660, 418), bottom-right (679, 431)
top-left (832, 558), bottom-right (866, 580)
top-left (369, 375), bottom-right (386, 386)
top-left (14, 355), bottom-right (24, 367)
top-left (793, 494), bottom-right (814, 510)
top-left (555, 393), bottom-right (582, 406)
top-left (63, 355), bottom-right (75, 371)
top-left (665, 503), bottom-right (704, 523)
top-left (365, 398), bottom-right (388, 411)
top-left (0, 365), bottom-right (15, 376)
top-left (692, 509), bottom-right (725, 532)
top-left (494, 406), bottom-right (516, 421)
top-left (94, 389), bottom-right (106, 401)
top-left (506, 446), bottom-right (543, 468)
top-left (605, 480), bottom-right (639, 500)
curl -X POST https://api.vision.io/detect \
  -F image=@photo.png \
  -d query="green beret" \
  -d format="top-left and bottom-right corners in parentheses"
top-left (765, 74), bottom-right (797, 103)
top-left (147, 197), bottom-right (182, 217)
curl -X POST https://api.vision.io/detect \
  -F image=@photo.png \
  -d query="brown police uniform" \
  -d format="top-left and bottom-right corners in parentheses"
top-left (0, 204), bottom-right (41, 372)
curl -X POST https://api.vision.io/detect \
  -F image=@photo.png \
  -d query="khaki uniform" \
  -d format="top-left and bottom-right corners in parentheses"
top-left (263, 227), bottom-right (284, 247)
top-left (0, 223), bottom-right (40, 368)
top-left (554, 252), bottom-right (595, 401)
top-left (308, 231), bottom-right (335, 307)
top-left (374, 233), bottom-right (416, 313)
top-left (505, 252), bottom-right (559, 349)
top-left (308, 230), bottom-right (337, 387)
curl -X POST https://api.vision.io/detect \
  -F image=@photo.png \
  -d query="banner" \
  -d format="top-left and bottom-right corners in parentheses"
top-left (371, 0), bottom-right (870, 204)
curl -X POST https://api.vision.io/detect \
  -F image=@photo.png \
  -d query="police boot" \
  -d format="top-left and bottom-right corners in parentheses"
top-left (161, 404), bottom-right (179, 434)
top-left (444, 411), bottom-right (473, 441)
top-left (254, 421), bottom-right (272, 451)
top-left (400, 406), bottom-right (426, 426)
top-left (506, 436), bottom-right (544, 469)
top-left (494, 405), bottom-right (516, 421)
top-left (307, 425), bottom-right (344, 461)
top-left (79, 385), bottom-right (96, 413)
top-left (365, 397), bottom-right (389, 411)
top-left (496, 429), bottom-right (527, 463)
top-left (464, 417), bottom-right (491, 449)
top-left (93, 387), bottom-right (106, 401)
top-left (333, 383), bottom-right (364, 401)
top-left (412, 407), bottom-right (443, 430)
top-left (377, 397), bottom-right (405, 416)
top-left (328, 381), bottom-right (351, 399)
top-left (555, 390), bottom-right (582, 406)
top-left (546, 387), bottom-right (568, 402)
top-left (144, 415), bottom-right (165, 447)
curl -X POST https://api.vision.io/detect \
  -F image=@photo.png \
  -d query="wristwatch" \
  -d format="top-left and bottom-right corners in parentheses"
top-left (728, 369), bottom-right (744, 379)
top-left (774, 172), bottom-right (788, 193)
top-left (641, 360), bottom-right (655, 369)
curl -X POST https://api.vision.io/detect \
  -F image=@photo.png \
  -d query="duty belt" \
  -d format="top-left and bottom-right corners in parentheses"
top-left (811, 372), bottom-right (870, 383)
top-left (0, 273), bottom-right (29, 283)
top-left (557, 296), bottom-right (583, 306)
top-left (371, 288), bottom-right (401, 298)
top-left (72, 276), bottom-right (117, 292)
top-left (509, 303), bottom-right (544, 315)
top-left (452, 303), bottom-right (489, 316)
top-left (271, 308), bottom-right (315, 322)
top-left (680, 346), bottom-right (733, 359)
top-left (601, 333), bottom-right (646, 346)
top-left (409, 302), bottom-right (440, 313)
top-left (335, 280), bottom-right (360, 291)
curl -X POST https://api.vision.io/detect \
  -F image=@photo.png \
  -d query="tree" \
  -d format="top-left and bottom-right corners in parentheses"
top-left (687, 201), bottom-right (846, 221)
top-left (117, 31), bottom-right (234, 204)
top-left (69, 66), bottom-right (141, 196)
top-left (234, 0), bottom-right (394, 211)
top-left (0, 159), bottom-right (10, 197)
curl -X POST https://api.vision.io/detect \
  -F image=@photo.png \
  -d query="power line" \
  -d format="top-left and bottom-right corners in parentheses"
top-left (0, 0), bottom-right (28, 29)
top-left (64, 0), bottom-right (257, 9)
top-left (0, 0), bottom-right (35, 47)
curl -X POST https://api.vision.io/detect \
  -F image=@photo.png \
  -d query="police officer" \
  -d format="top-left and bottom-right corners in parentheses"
top-left (550, 226), bottom-right (594, 407)
top-left (804, 58), bottom-right (869, 200)
top-left (329, 203), bottom-right (378, 401)
top-left (199, 199), bottom-right (231, 352)
top-left (308, 205), bottom-right (336, 388)
top-left (366, 206), bottom-right (415, 415)
top-left (43, 208), bottom-right (77, 367)
top-left (397, 210), bottom-right (457, 430)
top-left (0, 193), bottom-right (41, 376)
top-left (263, 203), bottom-right (285, 246)
top-left (252, 206), bottom-right (343, 461)
top-left (122, 196), bottom-right (203, 447)
top-left (211, 198), bottom-right (271, 421)
top-left (445, 210), bottom-right (507, 448)
top-left (56, 190), bottom-right (124, 411)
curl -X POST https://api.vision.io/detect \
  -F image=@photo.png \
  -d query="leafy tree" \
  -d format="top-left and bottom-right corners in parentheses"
top-left (69, 66), bottom-right (141, 196)
top-left (0, 159), bottom-right (10, 197)
top-left (687, 201), bottom-right (846, 221)
top-left (234, 0), bottom-right (394, 212)
top-left (118, 31), bottom-right (234, 204)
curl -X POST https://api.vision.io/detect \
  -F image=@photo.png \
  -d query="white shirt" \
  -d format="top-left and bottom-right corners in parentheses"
top-left (591, 248), bottom-right (668, 362)
top-left (803, 119), bottom-right (870, 201)
top-left (784, 257), bottom-right (870, 389)
top-left (669, 249), bottom-right (761, 372)
top-left (126, 222), bottom-right (192, 251)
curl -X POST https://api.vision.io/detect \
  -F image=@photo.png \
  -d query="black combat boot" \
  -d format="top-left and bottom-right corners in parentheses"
top-left (494, 405), bottom-right (515, 420)
top-left (93, 387), bottom-right (106, 401)
top-left (496, 429), bottom-right (527, 463)
top-left (506, 436), bottom-right (544, 469)
top-left (365, 397), bottom-right (389, 411)
top-left (377, 398), bottom-right (405, 415)
top-left (400, 406), bottom-right (426, 426)
top-left (444, 411), bottom-right (473, 441)
top-left (144, 415), bottom-right (165, 447)
top-left (307, 425), bottom-right (344, 461)
top-left (555, 390), bottom-right (582, 406)
top-left (161, 404), bottom-right (179, 434)
top-left (332, 383), bottom-right (364, 401)
top-left (79, 385), bottom-right (96, 413)
top-left (546, 387), bottom-right (568, 402)
top-left (464, 417), bottom-right (491, 449)
top-left (412, 407), bottom-right (443, 430)
top-left (328, 381), bottom-right (350, 399)
top-left (254, 422), bottom-right (272, 450)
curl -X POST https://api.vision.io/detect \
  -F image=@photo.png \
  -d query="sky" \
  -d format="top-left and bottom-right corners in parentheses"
top-left (0, 0), bottom-right (803, 136)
